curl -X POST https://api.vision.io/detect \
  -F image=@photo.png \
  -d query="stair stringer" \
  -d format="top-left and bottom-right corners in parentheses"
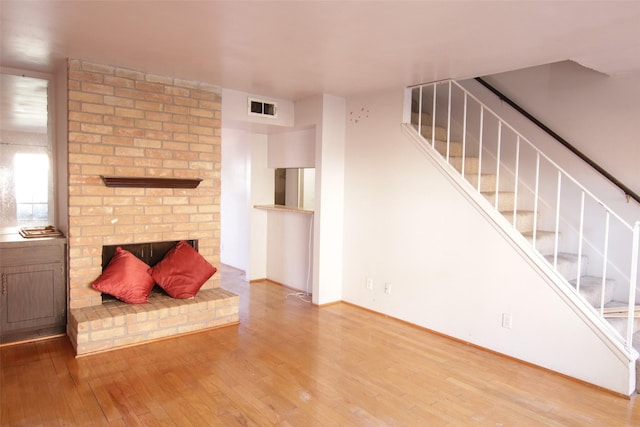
top-left (401, 122), bottom-right (639, 395)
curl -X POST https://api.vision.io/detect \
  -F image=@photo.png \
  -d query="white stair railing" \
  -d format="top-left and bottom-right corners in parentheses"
top-left (408, 80), bottom-right (640, 351)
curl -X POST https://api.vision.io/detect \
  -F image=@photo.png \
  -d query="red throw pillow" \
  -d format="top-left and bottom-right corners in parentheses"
top-left (149, 241), bottom-right (217, 298)
top-left (91, 247), bottom-right (155, 304)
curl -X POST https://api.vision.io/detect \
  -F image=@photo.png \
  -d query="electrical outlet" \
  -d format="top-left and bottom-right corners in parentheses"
top-left (384, 282), bottom-right (392, 295)
top-left (366, 277), bottom-right (373, 290)
top-left (502, 313), bottom-right (512, 329)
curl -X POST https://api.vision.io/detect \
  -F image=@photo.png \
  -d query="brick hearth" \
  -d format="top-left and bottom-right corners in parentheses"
top-left (69, 288), bottom-right (239, 355)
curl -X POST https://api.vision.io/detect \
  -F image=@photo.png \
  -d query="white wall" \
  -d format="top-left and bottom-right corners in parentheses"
top-left (341, 86), bottom-right (634, 395)
top-left (296, 94), bottom-right (346, 305)
top-left (249, 133), bottom-right (271, 280)
top-left (268, 128), bottom-right (315, 168)
top-left (301, 168), bottom-right (315, 210)
top-left (266, 210), bottom-right (314, 292)
top-left (220, 128), bottom-right (251, 272)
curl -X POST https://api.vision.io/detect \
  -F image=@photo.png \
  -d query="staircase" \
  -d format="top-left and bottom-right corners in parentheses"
top-left (425, 120), bottom-right (640, 342)
top-left (406, 79), bottom-right (640, 391)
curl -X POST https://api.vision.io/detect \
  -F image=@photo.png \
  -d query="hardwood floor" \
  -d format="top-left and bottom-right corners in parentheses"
top-left (1, 265), bottom-right (639, 426)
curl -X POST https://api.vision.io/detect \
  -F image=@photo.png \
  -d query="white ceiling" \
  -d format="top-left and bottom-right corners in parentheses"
top-left (1, 1), bottom-right (640, 133)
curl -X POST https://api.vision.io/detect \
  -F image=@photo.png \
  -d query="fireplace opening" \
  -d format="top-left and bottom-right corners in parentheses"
top-left (100, 240), bottom-right (198, 303)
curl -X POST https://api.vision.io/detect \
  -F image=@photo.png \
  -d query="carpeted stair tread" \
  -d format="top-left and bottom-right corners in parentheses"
top-left (483, 191), bottom-right (516, 212)
top-left (522, 230), bottom-right (556, 255)
top-left (421, 125), bottom-right (449, 141)
top-left (570, 276), bottom-right (615, 307)
top-left (465, 174), bottom-right (498, 192)
top-left (544, 253), bottom-right (587, 281)
top-left (501, 210), bottom-right (536, 233)
top-left (603, 311), bottom-right (640, 339)
top-left (449, 156), bottom-right (480, 174)
top-left (433, 139), bottom-right (464, 157)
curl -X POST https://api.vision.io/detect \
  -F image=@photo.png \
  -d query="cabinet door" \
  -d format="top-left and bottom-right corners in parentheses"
top-left (0, 262), bottom-right (66, 338)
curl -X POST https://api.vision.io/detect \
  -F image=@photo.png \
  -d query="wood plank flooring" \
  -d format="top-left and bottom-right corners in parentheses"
top-left (1, 265), bottom-right (639, 426)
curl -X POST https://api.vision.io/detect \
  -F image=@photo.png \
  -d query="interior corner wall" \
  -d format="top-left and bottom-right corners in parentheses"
top-left (341, 86), bottom-right (633, 395)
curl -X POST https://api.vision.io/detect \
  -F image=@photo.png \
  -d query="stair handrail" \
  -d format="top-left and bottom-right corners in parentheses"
top-left (409, 79), bottom-right (640, 351)
top-left (436, 80), bottom-right (636, 232)
top-left (475, 77), bottom-right (640, 206)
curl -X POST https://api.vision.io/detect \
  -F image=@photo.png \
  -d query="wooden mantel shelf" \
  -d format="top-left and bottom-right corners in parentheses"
top-left (101, 176), bottom-right (203, 189)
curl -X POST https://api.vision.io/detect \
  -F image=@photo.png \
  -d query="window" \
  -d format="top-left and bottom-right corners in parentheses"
top-left (14, 153), bottom-right (50, 224)
top-left (0, 72), bottom-right (53, 229)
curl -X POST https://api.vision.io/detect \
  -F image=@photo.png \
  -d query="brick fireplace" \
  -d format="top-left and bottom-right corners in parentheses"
top-left (65, 59), bottom-right (238, 355)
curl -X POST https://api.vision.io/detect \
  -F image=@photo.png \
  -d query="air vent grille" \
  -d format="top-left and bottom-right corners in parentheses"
top-left (248, 98), bottom-right (277, 118)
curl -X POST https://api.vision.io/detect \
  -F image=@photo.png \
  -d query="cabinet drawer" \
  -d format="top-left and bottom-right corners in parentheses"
top-left (0, 245), bottom-right (63, 267)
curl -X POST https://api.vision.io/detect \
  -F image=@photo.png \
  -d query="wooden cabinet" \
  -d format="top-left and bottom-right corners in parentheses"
top-left (0, 236), bottom-right (66, 343)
